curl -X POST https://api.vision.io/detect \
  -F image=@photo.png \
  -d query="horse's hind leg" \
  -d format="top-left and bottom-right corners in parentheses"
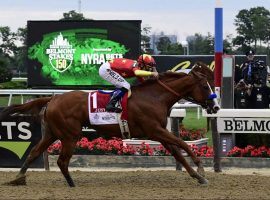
top-left (57, 138), bottom-right (77, 187)
top-left (6, 126), bottom-right (56, 186)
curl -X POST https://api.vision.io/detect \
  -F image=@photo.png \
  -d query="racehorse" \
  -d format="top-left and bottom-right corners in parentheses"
top-left (1, 62), bottom-right (219, 187)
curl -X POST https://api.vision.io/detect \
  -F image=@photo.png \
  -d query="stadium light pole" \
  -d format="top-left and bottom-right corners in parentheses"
top-left (214, 0), bottom-right (223, 100)
top-left (181, 41), bottom-right (189, 55)
top-left (78, 0), bottom-right (82, 13)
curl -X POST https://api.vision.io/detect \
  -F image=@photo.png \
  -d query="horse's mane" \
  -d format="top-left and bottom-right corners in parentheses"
top-left (159, 71), bottom-right (188, 79)
top-left (138, 71), bottom-right (188, 86)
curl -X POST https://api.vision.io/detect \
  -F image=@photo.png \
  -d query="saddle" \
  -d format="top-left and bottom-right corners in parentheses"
top-left (88, 90), bottom-right (130, 138)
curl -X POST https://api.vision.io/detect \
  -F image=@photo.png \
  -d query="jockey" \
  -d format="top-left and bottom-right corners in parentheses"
top-left (99, 54), bottom-right (159, 113)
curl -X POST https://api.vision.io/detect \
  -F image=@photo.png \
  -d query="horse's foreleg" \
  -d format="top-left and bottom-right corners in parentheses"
top-left (150, 127), bottom-right (207, 184)
top-left (161, 142), bottom-right (208, 185)
top-left (57, 139), bottom-right (77, 187)
top-left (172, 137), bottom-right (205, 177)
top-left (155, 128), bottom-right (204, 175)
top-left (5, 133), bottom-right (55, 186)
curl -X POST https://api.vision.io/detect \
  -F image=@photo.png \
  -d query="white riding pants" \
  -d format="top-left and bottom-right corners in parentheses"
top-left (99, 62), bottom-right (131, 90)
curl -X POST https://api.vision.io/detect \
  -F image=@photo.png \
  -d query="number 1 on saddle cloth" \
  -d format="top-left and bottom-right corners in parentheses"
top-left (106, 87), bottom-right (128, 113)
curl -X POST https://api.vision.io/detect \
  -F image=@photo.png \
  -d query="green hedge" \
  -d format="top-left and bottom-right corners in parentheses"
top-left (0, 81), bottom-right (27, 89)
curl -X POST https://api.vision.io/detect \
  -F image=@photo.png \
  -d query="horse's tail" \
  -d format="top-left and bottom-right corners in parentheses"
top-left (0, 97), bottom-right (52, 121)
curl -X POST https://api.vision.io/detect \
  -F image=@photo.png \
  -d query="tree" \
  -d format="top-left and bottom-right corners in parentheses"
top-left (0, 26), bottom-right (17, 57)
top-left (155, 36), bottom-right (184, 55)
top-left (187, 33), bottom-right (214, 55)
top-left (141, 26), bottom-right (152, 54)
top-left (0, 58), bottom-right (12, 82)
top-left (156, 36), bottom-right (171, 54)
top-left (166, 43), bottom-right (184, 55)
top-left (0, 26), bottom-right (21, 74)
top-left (60, 10), bottom-right (90, 21)
top-left (14, 27), bottom-right (28, 73)
top-left (17, 27), bottom-right (27, 46)
top-left (234, 7), bottom-right (270, 52)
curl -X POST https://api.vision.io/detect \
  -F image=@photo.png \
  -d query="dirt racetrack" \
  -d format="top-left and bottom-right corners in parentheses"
top-left (0, 170), bottom-right (270, 200)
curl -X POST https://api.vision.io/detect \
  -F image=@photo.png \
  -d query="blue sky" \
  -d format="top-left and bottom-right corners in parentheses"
top-left (1, 0), bottom-right (270, 41)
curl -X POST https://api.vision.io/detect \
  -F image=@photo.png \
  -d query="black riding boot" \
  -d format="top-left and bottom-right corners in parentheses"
top-left (106, 88), bottom-right (128, 113)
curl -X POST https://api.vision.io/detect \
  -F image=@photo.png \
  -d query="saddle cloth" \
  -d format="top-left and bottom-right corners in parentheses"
top-left (88, 91), bottom-right (128, 125)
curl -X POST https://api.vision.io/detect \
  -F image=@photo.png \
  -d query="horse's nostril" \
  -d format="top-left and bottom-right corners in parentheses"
top-left (214, 105), bottom-right (220, 112)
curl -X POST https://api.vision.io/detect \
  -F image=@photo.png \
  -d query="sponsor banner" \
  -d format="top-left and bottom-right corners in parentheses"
top-left (0, 112), bottom-right (44, 168)
top-left (27, 20), bottom-right (141, 88)
top-left (217, 117), bottom-right (270, 133)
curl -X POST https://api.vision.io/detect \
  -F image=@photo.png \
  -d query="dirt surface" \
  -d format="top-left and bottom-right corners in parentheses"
top-left (0, 170), bottom-right (270, 200)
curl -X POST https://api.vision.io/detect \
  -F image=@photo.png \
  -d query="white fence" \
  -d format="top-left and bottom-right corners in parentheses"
top-left (203, 109), bottom-right (270, 135)
top-left (173, 102), bottom-right (201, 119)
top-left (0, 89), bottom-right (94, 106)
top-left (203, 109), bottom-right (270, 171)
top-left (11, 77), bottom-right (27, 82)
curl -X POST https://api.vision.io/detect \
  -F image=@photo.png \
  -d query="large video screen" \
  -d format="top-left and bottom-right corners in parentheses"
top-left (27, 20), bottom-right (141, 88)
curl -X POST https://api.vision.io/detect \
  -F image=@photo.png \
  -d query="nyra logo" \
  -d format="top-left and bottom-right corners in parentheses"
top-left (0, 122), bottom-right (32, 159)
top-left (46, 32), bottom-right (76, 72)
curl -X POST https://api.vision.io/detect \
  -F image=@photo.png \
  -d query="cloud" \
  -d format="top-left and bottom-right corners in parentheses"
top-left (0, 9), bottom-right (62, 30)
top-left (0, 8), bottom-right (236, 40)
top-left (84, 10), bottom-right (236, 40)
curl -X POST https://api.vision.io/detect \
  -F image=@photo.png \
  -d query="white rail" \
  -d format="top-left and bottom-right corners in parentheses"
top-left (173, 102), bottom-right (201, 119)
top-left (202, 109), bottom-right (270, 118)
top-left (11, 77), bottom-right (27, 82)
top-left (0, 89), bottom-right (95, 106)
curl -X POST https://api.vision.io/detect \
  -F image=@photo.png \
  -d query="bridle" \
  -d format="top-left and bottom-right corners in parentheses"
top-left (157, 79), bottom-right (180, 97)
top-left (157, 74), bottom-right (219, 110)
top-left (156, 74), bottom-right (213, 100)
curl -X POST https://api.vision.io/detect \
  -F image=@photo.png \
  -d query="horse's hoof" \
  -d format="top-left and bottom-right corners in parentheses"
top-left (214, 168), bottom-right (222, 173)
top-left (4, 175), bottom-right (26, 186)
top-left (198, 178), bottom-right (208, 185)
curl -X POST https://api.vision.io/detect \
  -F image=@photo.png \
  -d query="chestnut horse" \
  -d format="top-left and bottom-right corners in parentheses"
top-left (1, 63), bottom-right (219, 187)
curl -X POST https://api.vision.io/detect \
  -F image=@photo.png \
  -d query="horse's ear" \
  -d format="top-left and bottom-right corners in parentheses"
top-left (191, 63), bottom-right (202, 72)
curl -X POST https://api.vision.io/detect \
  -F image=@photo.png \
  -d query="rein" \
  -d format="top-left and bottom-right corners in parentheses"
top-left (157, 79), bottom-right (180, 97)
